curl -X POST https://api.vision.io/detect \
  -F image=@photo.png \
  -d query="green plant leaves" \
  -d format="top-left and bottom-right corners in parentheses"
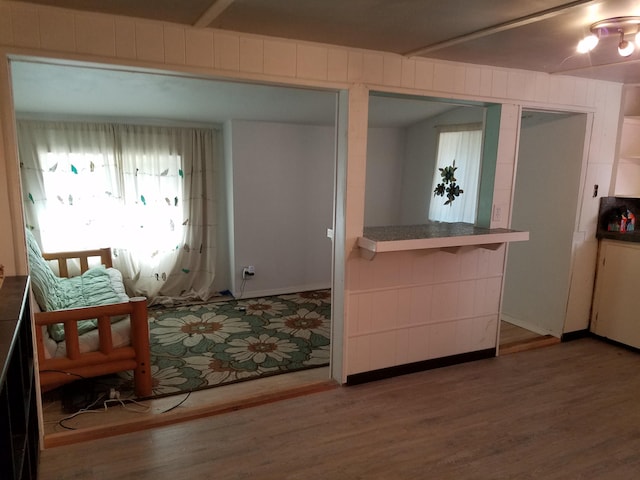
top-left (434, 160), bottom-right (464, 206)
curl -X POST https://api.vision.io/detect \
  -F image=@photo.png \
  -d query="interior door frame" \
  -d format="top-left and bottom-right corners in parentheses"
top-left (0, 51), bottom-right (347, 445)
top-left (500, 105), bottom-right (593, 340)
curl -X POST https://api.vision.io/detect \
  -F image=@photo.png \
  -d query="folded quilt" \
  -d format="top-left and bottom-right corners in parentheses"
top-left (26, 229), bottom-right (129, 342)
top-left (46, 267), bottom-right (129, 342)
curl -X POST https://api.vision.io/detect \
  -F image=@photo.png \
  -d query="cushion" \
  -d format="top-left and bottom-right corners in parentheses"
top-left (53, 317), bottom-right (132, 358)
top-left (46, 266), bottom-right (129, 342)
top-left (25, 228), bottom-right (62, 312)
top-left (26, 229), bottom-right (130, 342)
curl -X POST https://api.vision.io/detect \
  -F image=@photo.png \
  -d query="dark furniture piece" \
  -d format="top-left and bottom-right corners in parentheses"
top-left (0, 275), bottom-right (39, 479)
top-left (0, 276), bottom-right (40, 480)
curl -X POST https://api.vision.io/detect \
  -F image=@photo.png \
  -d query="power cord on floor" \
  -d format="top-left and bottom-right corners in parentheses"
top-left (55, 388), bottom-right (193, 430)
top-left (57, 393), bottom-right (107, 430)
top-left (103, 397), bottom-right (151, 413)
top-left (56, 390), bottom-right (151, 430)
top-left (160, 391), bottom-right (191, 413)
top-left (40, 369), bottom-right (87, 380)
top-left (237, 277), bottom-right (247, 299)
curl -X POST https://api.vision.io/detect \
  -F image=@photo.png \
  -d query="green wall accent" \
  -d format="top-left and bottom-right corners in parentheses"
top-left (476, 104), bottom-right (501, 228)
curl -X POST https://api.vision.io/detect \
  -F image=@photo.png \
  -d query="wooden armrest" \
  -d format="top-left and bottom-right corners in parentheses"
top-left (35, 297), bottom-right (152, 397)
top-left (42, 247), bottom-right (112, 277)
top-left (34, 297), bottom-right (148, 359)
top-left (33, 299), bottom-right (143, 326)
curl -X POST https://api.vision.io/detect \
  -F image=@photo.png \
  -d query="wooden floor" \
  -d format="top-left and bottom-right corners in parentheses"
top-left (499, 320), bottom-right (560, 354)
top-left (39, 338), bottom-right (640, 479)
top-left (38, 321), bottom-right (553, 447)
top-left (40, 366), bottom-right (334, 447)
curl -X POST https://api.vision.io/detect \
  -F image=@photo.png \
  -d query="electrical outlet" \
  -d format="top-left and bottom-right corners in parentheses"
top-left (493, 205), bottom-right (502, 222)
top-left (242, 266), bottom-right (255, 279)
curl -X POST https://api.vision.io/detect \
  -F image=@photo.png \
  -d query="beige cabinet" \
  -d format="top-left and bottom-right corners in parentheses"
top-left (591, 239), bottom-right (640, 348)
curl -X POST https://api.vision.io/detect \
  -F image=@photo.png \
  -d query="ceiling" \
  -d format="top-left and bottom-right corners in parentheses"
top-left (11, 60), bottom-right (466, 127)
top-left (11, 60), bottom-right (340, 125)
top-left (10, 0), bottom-right (640, 84)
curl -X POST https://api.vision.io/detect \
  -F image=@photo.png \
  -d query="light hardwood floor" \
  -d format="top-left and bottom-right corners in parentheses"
top-left (499, 320), bottom-right (560, 354)
top-left (40, 366), bottom-right (335, 447)
top-left (40, 321), bottom-right (555, 447)
top-left (39, 338), bottom-right (640, 479)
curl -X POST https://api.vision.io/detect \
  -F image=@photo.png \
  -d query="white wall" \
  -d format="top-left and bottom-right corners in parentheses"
top-left (401, 119), bottom-right (435, 224)
top-left (230, 120), bottom-right (334, 297)
top-left (364, 127), bottom-right (405, 226)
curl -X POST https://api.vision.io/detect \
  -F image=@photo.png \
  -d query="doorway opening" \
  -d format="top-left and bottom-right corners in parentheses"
top-left (499, 109), bottom-right (588, 354)
top-left (9, 57), bottom-right (345, 445)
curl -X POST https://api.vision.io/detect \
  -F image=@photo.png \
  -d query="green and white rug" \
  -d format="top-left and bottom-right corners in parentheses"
top-left (117, 289), bottom-right (331, 398)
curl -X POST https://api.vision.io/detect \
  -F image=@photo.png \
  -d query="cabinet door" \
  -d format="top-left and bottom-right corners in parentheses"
top-left (591, 241), bottom-right (640, 348)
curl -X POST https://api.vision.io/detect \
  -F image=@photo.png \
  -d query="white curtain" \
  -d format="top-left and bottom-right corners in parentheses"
top-left (429, 125), bottom-right (483, 223)
top-left (18, 120), bottom-right (219, 304)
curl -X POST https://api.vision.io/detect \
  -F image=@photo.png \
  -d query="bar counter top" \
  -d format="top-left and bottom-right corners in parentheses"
top-left (358, 222), bottom-right (529, 259)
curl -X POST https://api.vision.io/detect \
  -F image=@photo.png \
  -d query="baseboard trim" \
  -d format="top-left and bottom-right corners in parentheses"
top-left (561, 329), bottom-right (591, 342)
top-left (589, 333), bottom-right (640, 353)
top-left (345, 348), bottom-right (496, 386)
top-left (233, 283), bottom-right (331, 299)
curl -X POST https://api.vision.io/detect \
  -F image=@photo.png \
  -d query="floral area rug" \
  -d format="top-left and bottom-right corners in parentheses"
top-left (116, 289), bottom-right (331, 399)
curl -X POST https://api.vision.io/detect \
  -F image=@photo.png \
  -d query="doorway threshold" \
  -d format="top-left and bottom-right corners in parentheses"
top-left (499, 335), bottom-right (560, 355)
top-left (43, 367), bottom-right (335, 448)
top-left (499, 320), bottom-right (560, 355)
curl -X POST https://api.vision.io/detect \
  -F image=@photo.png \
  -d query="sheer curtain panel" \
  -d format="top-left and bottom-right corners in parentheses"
top-left (428, 125), bottom-right (483, 223)
top-left (18, 120), bottom-right (219, 304)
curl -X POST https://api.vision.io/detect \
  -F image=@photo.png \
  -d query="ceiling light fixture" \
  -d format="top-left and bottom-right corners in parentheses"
top-left (618, 30), bottom-right (635, 57)
top-left (577, 16), bottom-right (640, 57)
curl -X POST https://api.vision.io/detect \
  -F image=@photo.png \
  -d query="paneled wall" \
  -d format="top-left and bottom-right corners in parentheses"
top-left (344, 102), bottom-right (520, 377)
top-left (346, 246), bottom-right (505, 375)
top-left (0, 1), bottom-right (624, 383)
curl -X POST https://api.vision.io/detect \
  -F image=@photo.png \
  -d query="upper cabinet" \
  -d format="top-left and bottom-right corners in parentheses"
top-left (614, 117), bottom-right (640, 197)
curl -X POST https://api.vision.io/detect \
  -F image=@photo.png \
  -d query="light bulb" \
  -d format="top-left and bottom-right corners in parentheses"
top-left (618, 38), bottom-right (635, 57)
top-left (577, 34), bottom-right (599, 53)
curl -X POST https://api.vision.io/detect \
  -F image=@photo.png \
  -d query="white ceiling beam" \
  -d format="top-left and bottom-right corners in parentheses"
top-left (194, 0), bottom-right (236, 28)
top-left (405, 0), bottom-right (596, 57)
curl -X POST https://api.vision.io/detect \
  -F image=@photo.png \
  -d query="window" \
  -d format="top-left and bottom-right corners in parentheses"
top-left (37, 150), bottom-right (184, 255)
top-left (429, 125), bottom-right (483, 223)
top-left (19, 120), bottom-right (219, 302)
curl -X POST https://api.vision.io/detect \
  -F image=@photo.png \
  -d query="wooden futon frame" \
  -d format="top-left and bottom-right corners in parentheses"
top-left (34, 248), bottom-right (152, 398)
